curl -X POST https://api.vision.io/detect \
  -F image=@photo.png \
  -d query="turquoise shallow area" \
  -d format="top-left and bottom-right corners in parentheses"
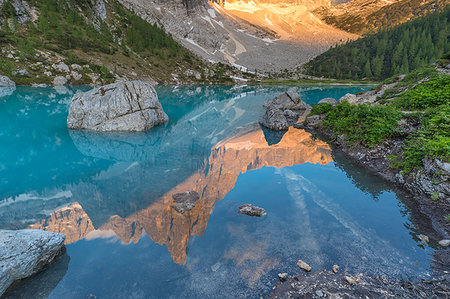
top-left (0, 84), bottom-right (435, 298)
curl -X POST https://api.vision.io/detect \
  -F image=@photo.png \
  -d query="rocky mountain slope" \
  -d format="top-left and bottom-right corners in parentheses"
top-left (316, 0), bottom-right (448, 35)
top-left (0, 0), bottom-right (250, 85)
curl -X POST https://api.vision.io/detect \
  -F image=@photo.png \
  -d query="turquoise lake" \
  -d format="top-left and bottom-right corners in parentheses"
top-left (0, 85), bottom-right (437, 298)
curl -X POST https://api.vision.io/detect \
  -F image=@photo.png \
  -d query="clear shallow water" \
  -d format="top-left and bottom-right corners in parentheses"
top-left (0, 85), bottom-right (436, 298)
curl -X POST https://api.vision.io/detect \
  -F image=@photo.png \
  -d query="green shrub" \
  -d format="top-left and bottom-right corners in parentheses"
top-left (391, 75), bottom-right (450, 110)
top-left (323, 102), bottom-right (402, 147)
top-left (310, 103), bottom-right (333, 116)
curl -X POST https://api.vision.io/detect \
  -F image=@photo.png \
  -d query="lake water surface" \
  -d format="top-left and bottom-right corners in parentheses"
top-left (0, 85), bottom-right (436, 298)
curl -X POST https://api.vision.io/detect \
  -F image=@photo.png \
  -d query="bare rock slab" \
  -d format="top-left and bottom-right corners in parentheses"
top-left (171, 191), bottom-right (200, 214)
top-left (67, 80), bottom-right (169, 132)
top-left (238, 204), bottom-right (267, 217)
top-left (0, 75), bottom-right (15, 87)
top-left (0, 229), bottom-right (66, 296)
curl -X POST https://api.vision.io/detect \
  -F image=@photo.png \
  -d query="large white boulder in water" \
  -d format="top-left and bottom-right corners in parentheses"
top-left (67, 80), bottom-right (169, 132)
top-left (0, 230), bottom-right (66, 296)
top-left (0, 75), bottom-right (15, 87)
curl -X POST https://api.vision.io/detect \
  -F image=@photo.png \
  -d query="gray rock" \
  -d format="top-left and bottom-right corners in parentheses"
top-left (305, 115), bottom-right (323, 127)
top-left (344, 275), bottom-right (358, 285)
top-left (171, 191), bottom-right (200, 214)
top-left (260, 90), bottom-right (309, 131)
top-left (418, 234), bottom-right (429, 245)
top-left (260, 107), bottom-right (289, 131)
top-left (318, 97), bottom-right (337, 105)
top-left (332, 264), bottom-right (339, 273)
top-left (71, 71), bottom-right (82, 81)
top-left (0, 229), bottom-right (65, 296)
top-left (0, 75), bottom-right (16, 87)
top-left (315, 290), bottom-right (324, 297)
top-left (338, 93), bottom-right (357, 104)
top-left (71, 64), bottom-right (83, 71)
top-left (52, 62), bottom-right (70, 73)
top-left (297, 260), bottom-right (312, 272)
top-left (67, 81), bottom-right (169, 132)
top-left (238, 204), bottom-right (267, 217)
top-left (16, 69), bottom-right (29, 76)
top-left (53, 76), bottom-right (68, 86)
top-left (438, 240), bottom-right (449, 247)
top-left (278, 273), bottom-right (288, 282)
top-left (94, 0), bottom-right (107, 20)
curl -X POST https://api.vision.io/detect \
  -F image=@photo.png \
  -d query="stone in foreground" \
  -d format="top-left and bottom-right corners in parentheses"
top-left (0, 229), bottom-right (66, 296)
top-left (0, 75), bottom-right (15, 87)
top-left (67, 80), bottom-right (169, 132)
top-left (297, 260), bottom-right (312, 272)
top-left (238, 204), bottom-right (267, 217)
top-left (171, 191), bottom-right (200, 214)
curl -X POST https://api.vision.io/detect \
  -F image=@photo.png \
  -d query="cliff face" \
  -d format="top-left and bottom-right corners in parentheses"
top-left (29, 127), bottom-right (332, 264)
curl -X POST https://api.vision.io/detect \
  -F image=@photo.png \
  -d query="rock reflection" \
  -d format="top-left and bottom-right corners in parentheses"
top-left (29, 126), bottom-right (332, 264)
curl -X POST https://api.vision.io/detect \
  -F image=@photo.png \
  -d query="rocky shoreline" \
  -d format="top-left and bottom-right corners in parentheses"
top-left (0, 230), bottom-right (66, 297)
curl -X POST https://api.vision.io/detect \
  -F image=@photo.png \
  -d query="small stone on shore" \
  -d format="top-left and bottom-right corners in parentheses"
top-left (297, 260), bottom-right (311, 272)
top-left (278, 273), bottom-right (288, 282)
top-left (344, 275), bottom-right (358, 285)
top-left (315, 290), bottom-right (324, 297)
top-left (332, 265), bottom-right (339, 273)
top-left (418, 234), bottom-right (429, 245)
top-left (438, 239), bottom-right (449, 247)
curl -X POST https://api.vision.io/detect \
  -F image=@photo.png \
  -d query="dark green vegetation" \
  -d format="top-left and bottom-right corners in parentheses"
top-left (318, 0), bottom-right (448, 35)
top-left (305, 7), bottom-right (449, 81)
top-left (310, 60), bottom-right (449, 172)
top-left (0, 0), bottom-right (238, 84)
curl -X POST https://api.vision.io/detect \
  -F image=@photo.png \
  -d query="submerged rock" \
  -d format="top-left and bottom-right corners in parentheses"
top-left (171, 191), bottom-right (200, 214)
top-left (0, 75), bottom-right (15, 87)
top-left (0, 230), bottom-right (66, 296)
top-left (67, 80), bottom-right (169, 132)
top-left (259, 89), bottom-right (309, 131)
top-left (297, 260), bottom-right (312, 272)
top-left (238, 204), bottom-right (267, 217)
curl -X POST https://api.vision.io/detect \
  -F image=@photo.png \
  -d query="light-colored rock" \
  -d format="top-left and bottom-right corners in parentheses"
top-left (344, 275), bottom-right (359, 285)
top-left (278, 273), bottom-right (288, 281)
top-left (0, 75), bottom-right (15, 87)
top-left (94, 0), bottom-right (107, 20)
top-left (44, 71), bottom-right (52, 77)
top-left (315, 290), bottom-right (324, 297)
top-left (260, 107), bottom-right (289, 131)
top-left (0, 229), bottom-right (65, 296)
top-left (32, 83), bottom-right (48, 88)
top-left (16, 69), bottom-right (29, 76)
top-left (67, 80), bottom-right (169, 132)
top-left (71, 71), bottom-right (82, 81)
top-left (238, 204), bottom-right (267, 217)
top-left (53, 76), bottom-right (68, 86)
top-left (318, 97), bottom-right (337, 105)
top-left (53, 62), bottom-right (70, 73)
top-left (297, 260), bottom-right (311, 272)
top-left (0, 87), bottom-right (16, 98)
top-left (338, 93), bottom-right (358, 104)
top-left (71, 64), bottom-right (83, 71)
top-left (438, 240), bottom-right (450, 247)
top-left (418, 234), bottom-right (429, 245)
top-left (332, 264), bottom-right (339, 273)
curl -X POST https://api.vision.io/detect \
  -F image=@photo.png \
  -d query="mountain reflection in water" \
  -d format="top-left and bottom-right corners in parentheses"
top-left (30, 126), bottom-right (332, 264)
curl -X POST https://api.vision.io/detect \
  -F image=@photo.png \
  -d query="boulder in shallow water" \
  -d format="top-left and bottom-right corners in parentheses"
top-left (238, 204), bottom-right (267, 217)
top-left (297, 260), bottom-right (312, 272)
top-left (259, 89), bottom-right (309, 131)
top-left (171, 191), bottom-right (200, 214)
top-left (0, 230), bottom-right (65, 296)
top-left (0, 75), bottom-right (15, 87)
top-left (67, 80), bottom-right (169, 132)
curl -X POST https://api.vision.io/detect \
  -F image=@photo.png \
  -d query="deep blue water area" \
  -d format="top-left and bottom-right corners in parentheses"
top-left (0, 84), bottom-right (436, 298)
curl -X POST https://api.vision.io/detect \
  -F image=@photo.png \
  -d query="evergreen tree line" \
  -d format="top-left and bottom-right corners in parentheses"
top-left (305, 6), bottom-right (449, 81)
